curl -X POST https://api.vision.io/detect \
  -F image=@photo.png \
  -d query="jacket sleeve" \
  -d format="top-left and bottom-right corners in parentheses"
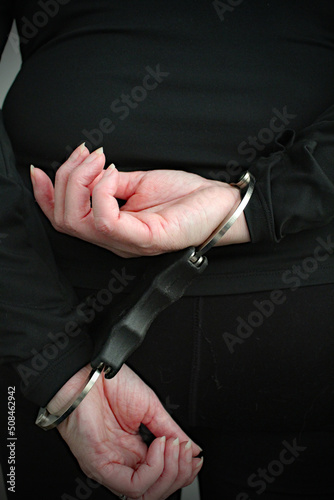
top-left (0, 1), bottom-right (14, 56)
top-left (245, 105), bottom-right (334, 242)
top-left (0, 117), bottom-right (94, 407)
top-left (0, 6), bottom-right (94, 408)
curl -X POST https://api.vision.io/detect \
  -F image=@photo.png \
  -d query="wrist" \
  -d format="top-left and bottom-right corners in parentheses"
top-left (210, 183), bottom-right (251, 247)
top-left (216, 188), bottom-right (251, 246)
top-left (36, 364), bottom-right (103, 430)
top-left (197, 171), bottom-right (254, 252)
top-left (46, 364), bottom-right (92, 415)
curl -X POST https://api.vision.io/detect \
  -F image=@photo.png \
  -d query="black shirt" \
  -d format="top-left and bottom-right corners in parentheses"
top-left (1, 0), bottom-right (334, 404)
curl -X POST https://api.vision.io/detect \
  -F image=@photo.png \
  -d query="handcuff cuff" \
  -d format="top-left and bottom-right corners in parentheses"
top-left (36, 171), bottom-right (255, 431)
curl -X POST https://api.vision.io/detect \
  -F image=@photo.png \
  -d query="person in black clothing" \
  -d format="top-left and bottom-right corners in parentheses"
top-left (1, 1), bottom-right (334, 499)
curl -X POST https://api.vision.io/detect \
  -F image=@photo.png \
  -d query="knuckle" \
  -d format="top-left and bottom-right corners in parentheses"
top-left (128, 487), bottom-right (144, 499)
top-left (183, 475), bottom-right (196, 488)
top-left (179, 462), bottom-right (192, 479)
top-left (63, 216), bottom-right (77, 232)
top-left (92, 182), bottom-right (108, 199)
top-left (94, 217), bottom-right (112, 235)
top-left (67, 168), bottom-right (81, 184)
top-left (55, 168), bottom-right (67, 184)
top-left (184, 467), bottom-right (196, 485)
top-left (136, 238), bottom-right (162, 256)
top-left (51, 221), bottom-right (60, 232)
top-left (52, 216), bottom-right (64, 232)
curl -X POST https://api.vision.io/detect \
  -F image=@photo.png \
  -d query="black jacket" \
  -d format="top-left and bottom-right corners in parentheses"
top-left (1, 0), bottom-right (334, 406)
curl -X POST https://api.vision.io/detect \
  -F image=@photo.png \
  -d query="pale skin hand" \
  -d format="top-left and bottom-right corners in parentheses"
top-left (31, 145), bottom-right (248, 497)
top-left (30, 144), bottom-right (250, 258)
top-left (47, 364), bottom-right (203, 500)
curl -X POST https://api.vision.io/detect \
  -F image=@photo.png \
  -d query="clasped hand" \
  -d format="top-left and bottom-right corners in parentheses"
top-left (30, 144), bottom-right (249, 498)
top-left (31, 144), bottom-right (249, 257)
top-left (47, 364), bottom-right (203, 499)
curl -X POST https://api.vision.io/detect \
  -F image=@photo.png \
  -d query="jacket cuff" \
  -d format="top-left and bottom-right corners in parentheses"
top-left (244, 117), bottom-right (334, 243)
top-left (13, 335), bottom-right (93, 407)
top-left (244, 180), bottom-right (276, 243)
top-left (244, 156), bottom-right (278, 243)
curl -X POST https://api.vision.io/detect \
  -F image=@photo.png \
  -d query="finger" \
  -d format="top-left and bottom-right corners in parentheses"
top-left (175, 440), bottom-right (200, 489)
top-left (182, 456), bottom-right (204, 488)
top-left (91, 164), bottom-right (122, 223)
top-left (149, 439), bottom-right (201, 500)
top-left (61, 148), bottom-right (106, 227)
top-left (30, 166), bottom-right (56, 222)
top-left (97, 436), bottom-right (166, 498)
top-left (88, 169), bottom-right (105, 192)
top-left (142, 399), bottom-right (202, 458)
top-left (53, 142), bottom-right (91, 222)
top-left (127, 436), bottom-right (166, 497)
top-left (164, 439), bottom-right (194, 495)
top-left (143, 437), bottom-right (180, 500)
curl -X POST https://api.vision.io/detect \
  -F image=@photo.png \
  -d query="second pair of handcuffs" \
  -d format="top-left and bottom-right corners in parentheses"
top-left (36, 171), bottom-right (255, 430)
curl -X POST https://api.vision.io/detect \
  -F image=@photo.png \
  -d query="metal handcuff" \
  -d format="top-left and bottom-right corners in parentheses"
top-left (36, 171), bottom-right (255, 432)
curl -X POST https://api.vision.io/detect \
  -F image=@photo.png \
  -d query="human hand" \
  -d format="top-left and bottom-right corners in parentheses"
top-left (47, 363), bottom-right (203, 499)
top-left (31, 144), bottom-right (250, 257)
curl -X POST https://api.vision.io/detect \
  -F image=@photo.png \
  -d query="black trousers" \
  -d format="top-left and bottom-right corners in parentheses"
top-left (1, 284), bottom-right (334, 499)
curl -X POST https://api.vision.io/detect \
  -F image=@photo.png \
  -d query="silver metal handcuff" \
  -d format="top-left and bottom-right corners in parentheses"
top-left (36, 171), bottom-right (255, 432)
top-left (35, 363), bottom-right (104, 430)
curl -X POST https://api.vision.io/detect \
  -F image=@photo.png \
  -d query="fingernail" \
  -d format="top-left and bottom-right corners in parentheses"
top-left (105, 163), bottom-right (116, 175)
top-left (85, 147), bottom-right (104, 163)
top-left (195, 456), bottom-right (204, 468)
top-left (173, 437), bottom-right (180, 459)
top-left (185, 440), bottom-right (192, 463)
top-left (30, 165), bottom-right (35, 179)
top-left (160, 436), bottom-right (166, 450)
top-left (185, 440), bottom-right (192, 451)
top-left (70, 142), bottom-right (86, 161)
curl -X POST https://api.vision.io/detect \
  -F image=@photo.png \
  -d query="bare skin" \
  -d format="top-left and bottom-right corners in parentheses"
top-left (47, 364), bottom-right (203, 499)
top-left (30, 144), bottom-right (250, 258)
top-left (31, 143), bottom-right (250, 498)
